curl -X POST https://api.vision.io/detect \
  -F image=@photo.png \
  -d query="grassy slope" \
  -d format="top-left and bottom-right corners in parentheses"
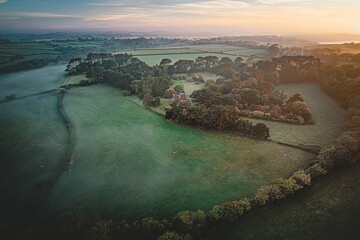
top-left (210, 162), bottom-right (360, 240)
top-left (49, 85), bottom-right (314, 221)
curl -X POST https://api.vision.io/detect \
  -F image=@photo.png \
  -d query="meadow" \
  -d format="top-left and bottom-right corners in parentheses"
top-left (0, 41), bottom-right (105, 68)
top-left (132, 53), bottom-right (238, 66)
top-left (210, 162), bottom-right (360, 240)
top-left (0, 64), bottom-right (67, 99)
top-left (119, 45), bottom-right (267, 66)
top-left (0, 65), bottom-right (68, 232)
top-left (0, 61), bottom-right (347, 235)
top-left (242, 83), bottom-right (346, 146)
top-left (48, 85), bottom-right (314, 220)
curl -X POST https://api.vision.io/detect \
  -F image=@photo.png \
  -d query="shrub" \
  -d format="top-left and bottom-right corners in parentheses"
top-left (86, 220), bottom-right (114, 240)
top-left (122, 90), bottom-right (131, 96)
top-left (291, 170), bottom-right (311, 186)
top-left (164, 88), bottom-right (176, 98)
top-left (174, 84), bottom-right (185, 93)
top-left (309, 163), bottom-right (327, 178)
top-left (291, 101), bottom-right (309, 115)
top-left (252, 110), bottom-right (265, 118)
top-left (59, 88), bottom-right (66, 94)
top-left (336, 132), bottom-right (359, 153)
top-left (270, 105), bottom-right (282, 118)
top-left (140, 217), bottom-right (164, 238)
top-left (205, 79), bottom-right (215, 86)
top-left (209, 199), bottom-right (251, 222)
top-left (318, 144), bottom-right (353, 169)
top-left (252, 187), bottom-right (269, 206)
top-left (172, 210), bottom-right (206, 233)
top-left (158, 231), bottom-right (192, 240)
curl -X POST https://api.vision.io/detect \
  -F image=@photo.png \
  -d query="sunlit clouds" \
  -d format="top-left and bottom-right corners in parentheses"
top-left (0, 0), bottom-right (359, 34)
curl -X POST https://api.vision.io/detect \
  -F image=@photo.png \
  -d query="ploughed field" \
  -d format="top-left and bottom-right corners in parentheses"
top-left (0, 65), bottom-right (345, 233)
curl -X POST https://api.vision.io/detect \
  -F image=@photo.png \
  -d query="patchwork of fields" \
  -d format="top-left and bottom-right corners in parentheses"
top-left (119, 45), bottom-right (267, 65)
top-left (0, 41), bottom-right (104, 67)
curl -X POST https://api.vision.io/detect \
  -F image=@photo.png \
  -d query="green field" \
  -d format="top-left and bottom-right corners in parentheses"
top-left (0, 64), bottom-right (66, 99)
top-left (0, 48), bottom-right (59, 55)
top-left (68, 74), bottom-right (89, 85)
top-left (242, 83), bottom-right (346, 146)
top-left (0, 64), bottom-right (346, 235)
top-left (47, 85), bottom-right (314, 220)
top-left (134, 53), bottom-right (238, 66)
top-left (117, 48), bottom-right (203, 55)
top-left (210, 162), bottom-right (360, 240)
top-left (0, 65), bottom-right (69, 232)
top-left (0, 42), bottom-right (60, 56)
top-left (117, 44), bottom-right (267, 66)
top-left (223, 48), bottom-right (268, 56)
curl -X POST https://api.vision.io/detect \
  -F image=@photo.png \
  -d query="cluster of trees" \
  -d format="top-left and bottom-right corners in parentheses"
top-left (165, 102), bottom-right (270, 140)
top-left (70, 53), bottom-right (173, 107)
top-left (164, 55), bottom-right (313, 124)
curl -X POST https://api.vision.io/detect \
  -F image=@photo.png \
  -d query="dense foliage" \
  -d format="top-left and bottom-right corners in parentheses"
top-left (165, 102), bottom-right (270, 140)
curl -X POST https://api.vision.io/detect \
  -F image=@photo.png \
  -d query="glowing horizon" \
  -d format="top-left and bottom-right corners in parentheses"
top-left (0, 0), bottom-right (359, 35)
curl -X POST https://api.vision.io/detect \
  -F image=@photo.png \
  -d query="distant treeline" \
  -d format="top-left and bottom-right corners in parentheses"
top-left (0, 58), bottom-right (61, 74)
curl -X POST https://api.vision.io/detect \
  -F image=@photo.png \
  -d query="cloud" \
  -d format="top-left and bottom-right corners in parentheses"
top-left (16, 12), bottom-right (77, 18)
top-left (257, 0), bottom-right (307, 4)
top-left (0, 0), bottom-right (8, 4)
top-left (88, 2), bottom-right (125, 6)
top-left (85, 14), bottom-right (149, 21)
top-left (175, 0), bottom-right (249, 10)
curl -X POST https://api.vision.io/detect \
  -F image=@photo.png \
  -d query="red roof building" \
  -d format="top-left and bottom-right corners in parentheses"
top-left (172, 92), bottom-right (191, 102)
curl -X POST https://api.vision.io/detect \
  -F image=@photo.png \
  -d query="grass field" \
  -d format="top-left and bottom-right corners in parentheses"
top-left (0, 41), bottom-right (104, 67)
top-left (242, 83), bottom-right (346, 146)
top-left (47, 85), bottom-right (314, 221)
top-left (68, 74), bottom-right (89, 85)
top-left (0, 42), bottom-right (60, 56)
top-left (210, 162), bottom-right (360, 240)
top-left (118, 44), bottom-right (268, 66)
top-left (116, 48), bottom-right (203, 55)
top-left (0, 66), bottom-right (69, 232)
top-left (134, 53), bottom-right (238, 66)
top-left (0, 64), bottom-right (66, 99)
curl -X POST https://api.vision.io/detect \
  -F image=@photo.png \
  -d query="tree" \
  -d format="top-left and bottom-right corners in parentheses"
top-left (247, 56), bottom-right (255, 66)
top-left (205, 79), bottom-right (214, 86)
top-left (59, 88), bottom-right (66, 94)
top-left (234, 57), bottom-right (244, 65)
top-left (174, 84), bottom-right (185, 93)
top-left (143, 92), bottom-right (155, 106)
top-left (102, 58), bottom-right (117, 70)
top-left (268, 44), bottom-right (280, 59)
top-left (158, 231), bottom-right (191, 240)
top-left (164, 88), bottom-right (176, 98)
top-left (253, 123), bottom-right (270, 140)
top-left (160, 58), bottom-right (172, 66)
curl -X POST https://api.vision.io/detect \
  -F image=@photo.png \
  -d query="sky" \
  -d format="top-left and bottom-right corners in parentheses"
top-left (0, 0), bottom-right (360, 35)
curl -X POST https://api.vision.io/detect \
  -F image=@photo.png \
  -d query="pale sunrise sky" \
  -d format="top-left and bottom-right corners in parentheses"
top-left (0, 0), bottom-right (359, 35)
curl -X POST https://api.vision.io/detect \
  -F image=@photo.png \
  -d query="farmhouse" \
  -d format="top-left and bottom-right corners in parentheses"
top-left (172, 92), bottom-right (191, 102)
